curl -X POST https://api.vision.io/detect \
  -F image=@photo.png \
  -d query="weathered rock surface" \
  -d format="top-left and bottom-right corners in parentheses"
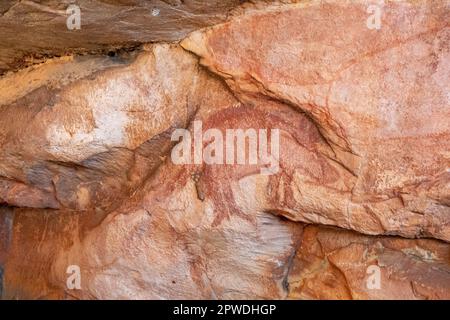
top-left (0, 0), bottom-right (449, 300)
top-left (0, 0), bottom-right (247, 75)
top-left (0, 44), bottom-right (236, 214)
top-left (288, 225), bottom-right (450, 300)
top-left (1, 44), bottom-right (306, 299)
top-left (181, 0), bottom-right (450, 241)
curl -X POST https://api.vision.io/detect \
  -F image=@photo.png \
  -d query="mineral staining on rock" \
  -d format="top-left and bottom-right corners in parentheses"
top-left (0, 0), bottom-right (449, 300)
top-left (181, 0), bottom-right (450, 241)
top-left (0, 0), bottom-right (246, 75)
top-left (288, 225), bottom-right (450, 300)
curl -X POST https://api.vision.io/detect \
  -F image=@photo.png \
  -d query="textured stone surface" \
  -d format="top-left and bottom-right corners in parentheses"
top-left (0, 0), bottom-right (247, 75)
top-left (288, 225), bottom-right (450, 300)
top-left (0, 44), bottom-right (234, 213)
top-left (0, 0), bottom-right (449, 300)
top-left (1, 44), bottom-right (305, 299)
top-left (181, 0), bottom-right (450, 241)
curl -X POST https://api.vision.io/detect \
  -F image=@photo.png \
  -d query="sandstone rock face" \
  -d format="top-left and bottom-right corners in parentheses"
top-left (1, 44), bottom-right (304, 299)
top-left (182, 0), bottom-right (450, 241)
top-left (0, 0), bottom-right (246, 75)
top-left (0, 0), bottom-right (449, 300)
top-left (0, 44), bottom-right (232, 213)
top-left (288, 225), bottom-right (450, 300)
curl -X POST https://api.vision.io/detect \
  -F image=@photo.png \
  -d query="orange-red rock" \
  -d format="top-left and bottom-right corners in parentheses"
top-left (288, 225), bottom-right (450, 300)
top-left (0, 0), bottom-right (449, 300)
top-left (0, 0), bottom-right (246, 74)
top-left (181, 0), bottom-right (450, 241)
top-left (0, 44), bottom-right (235, 213)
